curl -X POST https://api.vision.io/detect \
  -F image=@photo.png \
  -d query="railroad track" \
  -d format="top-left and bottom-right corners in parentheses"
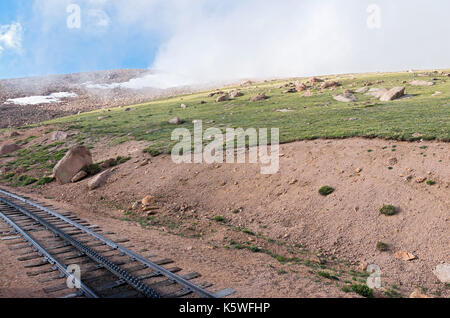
top-left (0, 188), bottom-right (234, 299)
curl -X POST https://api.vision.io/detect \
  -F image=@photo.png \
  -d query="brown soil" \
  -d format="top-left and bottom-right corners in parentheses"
top-left (0, 136), bottom-right (448, 298)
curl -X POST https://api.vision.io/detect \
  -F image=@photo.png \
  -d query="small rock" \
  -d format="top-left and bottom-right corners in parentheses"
top-left (169, 117), bottom-right (183, 125)
top-left (180, 104), bottom-right (187, 109)
top-left (97, 116), bottom-right (106, 121)
top-left (321, 81), bottom-right (340, 89)
top-left (216, 94), bottom-right (229, 102)
top-left (142, 195), bottom-right (155, 207)
top-left (308, 77), bottom-right (324, 83)
top-left (131, 201), bottom-right (140, 210)
top-left (366, 87), bottom-right (389, 98)
top-left (303, 90), bottom-right (313, 97)
top-left (409, 289), bottom-right (433, 298)
top-left (230, 90), bottom-right (244, 98)
top-left (416, 177), bottom-right (427, 183)
top-left (388, 158), bottom-right (398, 165)
top-left (250, 93), bottom-right (268, 102)
top-left (333, 93), bottom-right (358, 103)
top-left (380, 87), bottom-right (405, 101)
top-left (71, 170), bottom-right (88, 183)
top-left (410, 80), bottom-right (434, 86)
top-left (358, 262), bottom-right (368, 271)
top-left (50, 131), bottom-right (68, 142)
top-left (296, 83), bottom-right (308, 91)
top-left (394, 251), bottom-right (417, 261)
top-left (432, 264), bottom-right (450, 283)
top-left (8, 131), bottom-right (20, 137)
top-left (87, 169), bottom-right (112, 190)
top-left (0, 143), bottom-right (21, 156)
top-left (355, 168), bottom-right (362, 173)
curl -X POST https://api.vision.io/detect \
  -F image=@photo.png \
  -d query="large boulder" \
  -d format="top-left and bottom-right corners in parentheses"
top-left (88, 169), bottom-right (112, 190)
top-left (0, 143), bottom-right (21, 156)
top-left (380, 87), bottom-right (405, 101)
top-left (53, 146), bottom-right (93, 184)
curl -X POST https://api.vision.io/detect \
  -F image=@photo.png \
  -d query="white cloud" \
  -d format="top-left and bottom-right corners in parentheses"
top-left (0, 22), bottom-right (23, 54)
top-left (28, 0), bottom-right (450, 86)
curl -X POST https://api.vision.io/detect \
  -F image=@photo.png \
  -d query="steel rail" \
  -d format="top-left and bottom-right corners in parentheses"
top-left (0, 209), bottom-right (99, 298)
top-left (0, 188), bottom-right (217, 298)
top-left (0, 197), bottom-right (161, 298)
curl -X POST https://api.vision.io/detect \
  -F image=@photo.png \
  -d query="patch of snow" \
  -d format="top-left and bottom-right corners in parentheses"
top-left (5, 92), bottom-right (78, 105)
top-left (84, 72), bottom-right (197, 90)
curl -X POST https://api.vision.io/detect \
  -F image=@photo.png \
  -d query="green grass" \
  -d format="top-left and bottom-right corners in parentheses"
top-left (380, 204), bottom-right (397, 216)
top-left (214, 216), bottom-right (226, 223)
top-left (319, 186), bottom-right (335, 196)
top-left (376, 241), bottom-right (389, 252)
top-left (29, 70), bottom-right (449, 154)
top-left (37, 176), bottom-right (54, 186)
top-left (351, 284), bottom-right (374, 298)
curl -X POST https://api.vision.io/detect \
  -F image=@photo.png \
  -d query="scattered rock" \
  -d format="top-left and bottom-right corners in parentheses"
top-left (394, 251), bottom-right (417, 261)
top-left (8, 131), bottom-right (20, 137)
top-left (296, 83), bottom-right (308, 91)
top-left (97, 116), bottom-right (106, 121)
top-left (240, 80), bottom-right (253, 86)
top-left (321, 81), bottom-right (340, 89)
top-left (380, 87), bottom-right (405, 101)
top-left (169, 117), bottom-right (183, 125)
top-left (303, 90), bottom-right (313, 97)
top-left (409, 289), bottom-right (433, 298)
top-left (88, 169), bottom-right (112, 190)
top-left (388, 158), bottom-right (398, 165)
top-left (308, 77), bottom-right (324, 83)
top-left (53, 146), bottom-right (93, 185)
top-left (0, 166), bottom-right (11, 176)
top-left (180, 104), bottom-right (187, 109)
top-left (416, 177), bottom-right (427, 183)
top-left (432, 264), bottom-right (450, 283)
top-left (366, 87), bottom-right (389, 98)
top-left (50, 131), bottom-right (68, 142)
top-left (230, 90), bottom-right (244, 98)
top-left (216, 94), bottom-right (229, 102)
top-left (142, 195), bottom-right (155, 207)
top-left (131, 201), bottom-right (140, 210)
top-left (410, 80), bottom-right (434, 87)
top-left (276, 109), bottom-right (294, 113)
top-left (0, 143), bottom-right (21, 156)
top-left (71, 170), bottom-right (88, 183)
top-left (358, 262), bottom-right (368, 271)
top-left (250, 93), bottom-right (268, 102)
top-left (333, 93), bottom-right (358, 103)
top-left (432, 91), bottom-right (442, 96)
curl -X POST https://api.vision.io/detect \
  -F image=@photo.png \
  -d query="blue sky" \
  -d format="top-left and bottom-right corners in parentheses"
top-left (0, 0), bottom-right (449, 82)
top-left (0, 0), bottom-right (161, 79)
